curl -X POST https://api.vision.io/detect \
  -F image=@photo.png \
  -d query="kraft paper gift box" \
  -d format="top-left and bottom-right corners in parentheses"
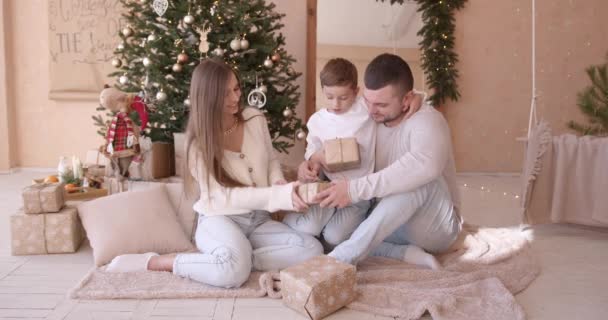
top-left (10, 206), bottom-right (84, 255)
top-left (280, 255), bottom-right (357, 320)
top-left (132, 138), bottom-right (176, 180)
top-left (22, 183), bottom-right (65, 214)
top-left (297, 182), bottom-right (331, 204)
top-left (324, 138), bottom-right (360, 172)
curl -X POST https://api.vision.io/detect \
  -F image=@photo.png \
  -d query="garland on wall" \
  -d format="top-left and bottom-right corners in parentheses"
top-left (377, 0), bottom-right (467, 107)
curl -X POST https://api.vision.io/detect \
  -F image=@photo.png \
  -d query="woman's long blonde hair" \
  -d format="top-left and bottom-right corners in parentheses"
top-left (185, 59), bottom-right (245, 195)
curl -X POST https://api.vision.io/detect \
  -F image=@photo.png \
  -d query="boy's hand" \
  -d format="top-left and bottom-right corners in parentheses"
top-left (310, 150), bottom-right (328, 172)
top-left (297, 160), bottom-right (319, 182)
top-left (405, 91), bottom-right (424, 120)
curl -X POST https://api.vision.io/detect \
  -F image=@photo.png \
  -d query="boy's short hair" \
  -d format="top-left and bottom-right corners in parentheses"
top-left (364, 53), bottom-right (414, 95)
top-left (320, 58), bottom-right (358, 89)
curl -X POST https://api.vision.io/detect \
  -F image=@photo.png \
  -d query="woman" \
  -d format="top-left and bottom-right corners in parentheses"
top-left (107, 59), bottom-right (323, 288)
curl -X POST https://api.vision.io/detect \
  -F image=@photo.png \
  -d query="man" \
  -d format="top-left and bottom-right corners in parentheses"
top-left (315, 53), bottom-right (463, 269)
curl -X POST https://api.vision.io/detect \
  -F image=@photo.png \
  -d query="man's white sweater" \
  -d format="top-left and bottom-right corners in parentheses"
top-left (348, 103), bottom-right (461, 209)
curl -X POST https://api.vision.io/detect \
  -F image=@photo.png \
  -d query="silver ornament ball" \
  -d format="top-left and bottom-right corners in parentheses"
top-left (230, 39), bottom-right (241, 51)
top-left (111, 58), bottom-right (122, 68)
top-left (147, 34), bottom-right (157, 41)
top-left (172, 63), bottom-right (183, 72)
top-left (116, 42), bottom-right (125, 52)
top-left (184, 98), bottom-right (191, 106)
top-left (119, 75), bottom-right (129, 85)
top-left (263, 58), bottom-right (273, 68)
top-left (142, 57), bottom-right (152, 67)
top-left (296, 131), bottom-right (307, 140)
top-left (283, 108), bottom-right (293, 118)
top-left (156, 91), bottom-right (167, 101)
top-left (214, 48), bottom-right (225, 56)
top-left (121, 27), bottom-right (133, 37)
top-left (240, 39), bottom-right (249, 50)
top-left (259, 85), bottom-right (267, 93)
top-left (183, 15), bottom-right (195, 24)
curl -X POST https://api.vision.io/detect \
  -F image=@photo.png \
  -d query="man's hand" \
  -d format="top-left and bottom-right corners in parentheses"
top-left (315, 179), bottom-right (352, 209)
top-left (297, 160), bottom-right (320, 182)
top-left (290, 181), bottom-right (309, 212)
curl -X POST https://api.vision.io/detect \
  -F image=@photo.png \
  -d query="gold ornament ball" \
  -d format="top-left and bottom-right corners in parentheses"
top-left (121, 26), bottom-right (133, 37)
top-left (296, 131), bottom-right (306, 140)
top-left (271, 53), bottom-right (280, 62)
top-left (283, 108), bottom-right (293, 118)
top-left (111, 58), bottom-right (122, 68)
top-left (172, 63), bottom-right (183, 72)
top-left (177, 52), bottom-right (189, 64)
top-left (156, 91), bottom-right (167, 101)
top-left (184, 15), bottom-right (195, 24)
top-left (263, 57), bottom-right (273, 68)
top-left (119, 75), bottom-right (129, 85)
top-left (240, 39), bottom-right (250, 50)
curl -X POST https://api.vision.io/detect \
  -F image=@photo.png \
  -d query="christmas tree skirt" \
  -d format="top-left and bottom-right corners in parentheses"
top-left (70, 225), bottom-right (539, 320)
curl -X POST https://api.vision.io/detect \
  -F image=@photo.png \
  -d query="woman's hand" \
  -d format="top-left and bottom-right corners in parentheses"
top-left (291, 181), bottom-right (309, 212)
top-left (274, 179), bottom-right (288, 185)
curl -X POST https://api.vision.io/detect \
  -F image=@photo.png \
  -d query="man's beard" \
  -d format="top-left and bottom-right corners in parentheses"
top-left (380, 106), bottom-right (409, 125)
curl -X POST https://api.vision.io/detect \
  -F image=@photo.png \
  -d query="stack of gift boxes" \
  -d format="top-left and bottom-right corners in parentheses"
top-left (10, 183), bottom-right (85, 255)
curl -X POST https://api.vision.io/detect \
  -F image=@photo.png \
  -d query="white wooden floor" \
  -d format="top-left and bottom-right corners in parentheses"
top-left (1, 171), bottom-right (608, 320)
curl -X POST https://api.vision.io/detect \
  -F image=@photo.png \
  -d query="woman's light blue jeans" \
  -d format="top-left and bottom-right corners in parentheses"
top-left (173, 211), bottom-right (323, 288)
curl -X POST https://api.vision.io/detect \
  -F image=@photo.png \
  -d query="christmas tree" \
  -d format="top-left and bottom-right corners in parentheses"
top-left (568, 56), bottom-right (608, 136)
top-left (94, 0), bottom-right (305, 153)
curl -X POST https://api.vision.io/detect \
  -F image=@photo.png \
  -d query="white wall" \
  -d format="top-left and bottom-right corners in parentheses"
top-left (317, 0), bottom-right (422, 48)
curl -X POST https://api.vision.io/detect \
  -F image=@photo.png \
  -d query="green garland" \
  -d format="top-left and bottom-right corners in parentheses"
top-left (376, 0), bottom-right (467, 107)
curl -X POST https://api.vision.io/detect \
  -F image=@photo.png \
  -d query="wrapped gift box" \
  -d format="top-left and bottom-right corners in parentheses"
top-left (130, 139), bottom-right (175, 180)
top-left (22, 183), bottom-right (65, 214)
top-left (280, 256), bottom-right (357, 320)
top-left (297, 182), bottom-right (331, 204)
top-left (324, 138), bottom-right (360, 173)
top-left (10, 206), bottom-right (84, 255)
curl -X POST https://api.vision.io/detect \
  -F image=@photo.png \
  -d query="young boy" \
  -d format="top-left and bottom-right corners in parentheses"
top-left (283, 58), bottom-right (374, 251)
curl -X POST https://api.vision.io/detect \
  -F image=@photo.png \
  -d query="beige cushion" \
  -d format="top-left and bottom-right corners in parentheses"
top-left (126, 181), bottom-right (199, 241)
top-left (77, 185), bottom-right (194, 266)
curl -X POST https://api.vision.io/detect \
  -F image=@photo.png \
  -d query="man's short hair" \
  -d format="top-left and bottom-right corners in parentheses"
top-left (320, 58), bottom-right (358, 89)
top-left (364, 53), bottom-right (414, 95)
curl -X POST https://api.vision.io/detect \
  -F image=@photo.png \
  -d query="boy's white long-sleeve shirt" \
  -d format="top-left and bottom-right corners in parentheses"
top-left (305, 96), bottom-right (376, 181)
top-left (190, 107), bottom-right (294, 216)
top-left (348, 103), bottom-right (461, 209)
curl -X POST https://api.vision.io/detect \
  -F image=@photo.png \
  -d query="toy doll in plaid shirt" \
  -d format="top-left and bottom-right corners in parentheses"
top-left (99, 87), bottom-right (148, 178)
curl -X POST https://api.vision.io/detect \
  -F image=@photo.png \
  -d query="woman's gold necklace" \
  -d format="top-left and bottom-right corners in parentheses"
top-left (223, 117), bottom-right (239, 135)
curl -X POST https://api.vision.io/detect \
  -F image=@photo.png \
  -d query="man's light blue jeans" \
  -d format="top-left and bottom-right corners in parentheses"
top-left (329, 178), bottom-right (462, 265)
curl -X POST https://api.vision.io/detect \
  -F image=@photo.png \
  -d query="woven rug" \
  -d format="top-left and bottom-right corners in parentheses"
top-left (70, 225), bottom-right (540, 320)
